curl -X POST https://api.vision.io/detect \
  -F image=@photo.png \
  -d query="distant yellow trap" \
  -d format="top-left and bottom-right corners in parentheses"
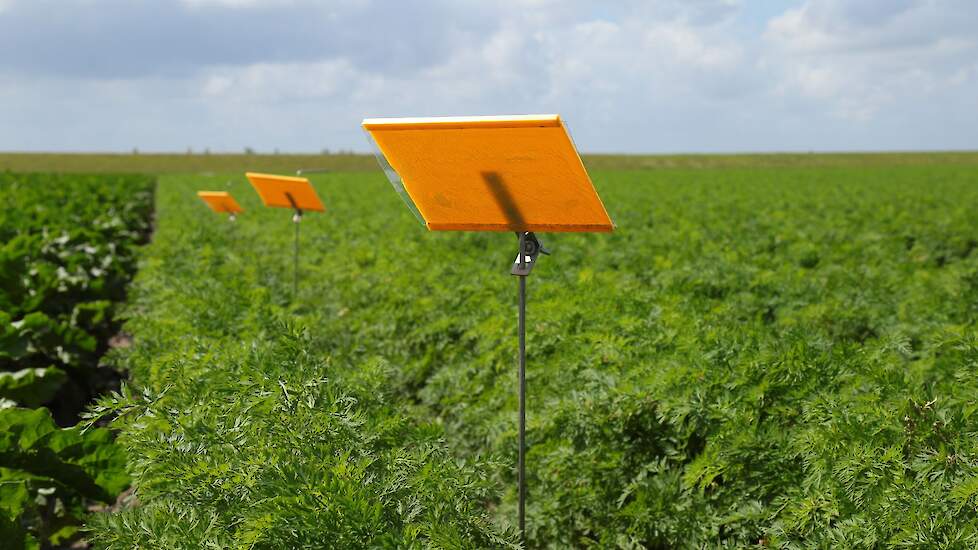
top-left (362, 114), bottom-right (613, 232)
top-left (245, 172), bottom-right (325, 213)
top-left (244, 172), bottom-right (326, 301)
top-left (197, 191), bottom-right (243, 215)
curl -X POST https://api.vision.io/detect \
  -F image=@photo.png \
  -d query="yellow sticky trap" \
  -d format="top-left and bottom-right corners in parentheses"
top-left (245, 172), bottom-right (325, 212)
top-left (197, 191), bottom-right (243, 214)
top-left (362, 114), bottom-right (613, 232)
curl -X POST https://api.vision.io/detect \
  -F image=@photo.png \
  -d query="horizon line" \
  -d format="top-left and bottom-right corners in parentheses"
top-left (1, 149), bottom-right (977, 157)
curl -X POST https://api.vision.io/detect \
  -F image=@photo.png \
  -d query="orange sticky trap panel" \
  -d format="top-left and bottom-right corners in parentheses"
top-left (197, 191), bottom-right (243, 214)
top-left (245, 172), bottom-right (325, 212)
top-left (362, 114), bottom-right (613, 233)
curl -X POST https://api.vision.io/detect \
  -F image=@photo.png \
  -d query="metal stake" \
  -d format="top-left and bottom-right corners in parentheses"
top-left (295, 168), bottom-right (330, 176)
top-left (285, 192), bottom-right (302, 302)
top-left (510, 232), bottom-right (548, 545)
top-left (293, 212), bottom-right (300, 300)
top-left (518, 279), bottom-right (527, 541)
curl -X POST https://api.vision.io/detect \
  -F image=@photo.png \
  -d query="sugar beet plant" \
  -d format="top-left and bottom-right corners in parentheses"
top-left (0, 172), bottom-right (152, 548)
top-left (94, 161), bottom-right (978, 548)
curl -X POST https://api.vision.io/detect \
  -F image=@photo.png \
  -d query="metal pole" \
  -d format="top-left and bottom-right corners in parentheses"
top-left (284, 192), bottom-right (303, 303)
top-left (293, 213), bottom-right (300, 301)
top-left (517, 231), bottom-right (527, 544)
top-left (518, 272), bottom-right (527, 543)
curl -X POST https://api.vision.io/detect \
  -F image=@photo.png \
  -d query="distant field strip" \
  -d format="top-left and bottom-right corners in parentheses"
top-left (1, 150), bottom-right (977, 174)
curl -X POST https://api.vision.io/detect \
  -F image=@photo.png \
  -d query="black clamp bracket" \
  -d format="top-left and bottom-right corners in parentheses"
top-left (285, 192), bottom-right (303, 223)
top-left (511, 232), bottom-right (550, 276)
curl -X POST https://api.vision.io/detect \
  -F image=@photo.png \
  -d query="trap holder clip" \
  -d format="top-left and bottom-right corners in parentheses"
top-left (511, 232), bottom-right (550, 276)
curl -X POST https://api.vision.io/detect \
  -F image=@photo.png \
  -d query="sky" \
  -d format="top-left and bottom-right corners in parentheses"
top-left (0, 0), bottom-right (976, 154)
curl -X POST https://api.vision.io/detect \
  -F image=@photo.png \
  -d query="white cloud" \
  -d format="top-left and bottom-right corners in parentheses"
top-left (763, 0), bottom-right (978, 122)
top-left (766, 0), bottom-right (974, 54)
top-left (202, 75), bottom-right (234, 96)
top-left (200, 59), bottom-right (361, 102)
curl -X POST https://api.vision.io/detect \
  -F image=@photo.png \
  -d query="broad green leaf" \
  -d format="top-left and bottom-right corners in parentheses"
top-left (0, 408), bottom-right (129, 503)
top-left (0, 367), bottom-right (67, 408)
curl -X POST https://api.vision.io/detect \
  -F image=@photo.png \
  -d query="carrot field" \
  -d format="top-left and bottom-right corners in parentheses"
top-left (5, 154), bottom-right (978, 548)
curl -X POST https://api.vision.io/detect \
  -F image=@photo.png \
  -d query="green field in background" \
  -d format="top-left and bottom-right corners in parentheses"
top-left (1, 150), bottom-right (977, 174)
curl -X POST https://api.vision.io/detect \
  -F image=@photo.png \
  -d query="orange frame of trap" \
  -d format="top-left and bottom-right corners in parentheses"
top-left (245, 172), bottom-right (325, 212)
top-left (362, 114), bottom-right (614, 233)
top-left (197, 191), bottom-right (244, 214)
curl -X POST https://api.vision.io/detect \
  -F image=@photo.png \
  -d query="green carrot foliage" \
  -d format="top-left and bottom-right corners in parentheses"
top-left (93, 161), bottom-right (978, 548)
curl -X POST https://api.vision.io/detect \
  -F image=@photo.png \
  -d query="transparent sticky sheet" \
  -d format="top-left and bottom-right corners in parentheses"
top-left (363, 128), bottom-right (424, 225)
